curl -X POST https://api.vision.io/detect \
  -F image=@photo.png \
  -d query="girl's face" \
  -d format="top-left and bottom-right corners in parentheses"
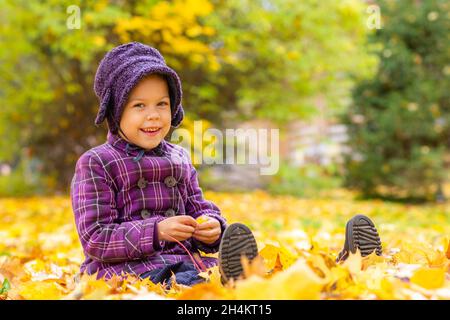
top-left (119, 74), bottom-right (172, 150)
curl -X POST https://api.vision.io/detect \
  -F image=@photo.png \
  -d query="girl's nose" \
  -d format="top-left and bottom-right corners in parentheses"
top-left (146, 110), bottom-right (160, 120)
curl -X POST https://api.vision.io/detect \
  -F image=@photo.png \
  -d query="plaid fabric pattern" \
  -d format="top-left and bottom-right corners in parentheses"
top-left (70, 131), bottom-right (227, 280)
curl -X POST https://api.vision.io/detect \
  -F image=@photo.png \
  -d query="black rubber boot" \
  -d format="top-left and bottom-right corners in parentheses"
top-left (336, 214), bottom-right (382, 263)
top-left (218, 223), bottom-right (258, 285)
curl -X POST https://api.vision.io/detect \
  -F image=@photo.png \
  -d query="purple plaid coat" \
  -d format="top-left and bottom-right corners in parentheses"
top-left (70, 131), bottom-right (227, 280)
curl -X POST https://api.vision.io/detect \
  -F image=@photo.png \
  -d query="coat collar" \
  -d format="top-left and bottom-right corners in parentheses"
top-left (107, 131), bottom-right (167, 160)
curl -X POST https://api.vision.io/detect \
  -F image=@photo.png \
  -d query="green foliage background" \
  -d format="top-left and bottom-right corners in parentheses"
top-left (1, 0), bottom-right (448, 201)
top-left (342, 0), bottom-right (450, 201)
top-left (0, 0), bottom-right (375, 194)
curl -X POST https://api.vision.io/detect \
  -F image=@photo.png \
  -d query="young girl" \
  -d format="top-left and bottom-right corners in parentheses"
top-left (70, 42), bottom-right (259, 286)
top-left (70, 42), bottom-right (382, 287)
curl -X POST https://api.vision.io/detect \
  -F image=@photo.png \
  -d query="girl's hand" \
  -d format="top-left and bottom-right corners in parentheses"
top-left (157, 216), bottom-right (198, 242)
top-left (193, 216), bottom-right (221, 244)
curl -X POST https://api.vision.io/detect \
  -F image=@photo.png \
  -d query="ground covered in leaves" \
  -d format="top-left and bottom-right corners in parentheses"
top-left (0, 191), bottom-right (449, 300)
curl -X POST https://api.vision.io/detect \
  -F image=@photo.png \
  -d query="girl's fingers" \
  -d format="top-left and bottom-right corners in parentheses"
top-left (194, 228), bottom-right (220, 238)
top-left (173, 231), bottom-right (192, 241)
top-left (175, 224), bottom-right (196, 234)
top-left (197, 219), bottom-right (219, 230)
top-left (192, 233), bottom-right (210, 240)
top-left (193, 234), bottom-right (218, 243)
top-left (177, 215), bottom-right (198, 228)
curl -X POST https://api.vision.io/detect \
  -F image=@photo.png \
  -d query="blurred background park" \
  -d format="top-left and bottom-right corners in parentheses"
top-left (0, 0), bottom-right (449, 300)
top-left (0, 0), bottom-right (449, 202)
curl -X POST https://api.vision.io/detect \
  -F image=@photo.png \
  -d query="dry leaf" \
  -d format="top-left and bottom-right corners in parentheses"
top-left (178, 282), bottom-right (233, 300)
top-left (410, 267), bottom-right (446, 290)
top-left (241, 255), bottom-right (267, 279)
top-left (235, 259), bottom-right (325, 299)
top-left (342, 250), bottom-right (362, 275)
top-left (196, 215), bottom-right (209, 224)
top-left (19, 281), bottom-right (66, 300)
top-left (0, 193), bottom-right (449, 300)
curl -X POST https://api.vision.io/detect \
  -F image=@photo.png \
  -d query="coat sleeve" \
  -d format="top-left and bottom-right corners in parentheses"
top-left (183, 151), bottom-right (228, 253)
top-left (70, 152), bottom-right (164, 263)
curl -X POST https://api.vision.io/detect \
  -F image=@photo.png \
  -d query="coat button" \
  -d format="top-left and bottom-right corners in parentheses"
top-left (165, 208), bottom-right (176, 217)
top-left (164, 176), bottom-right (177, 188)
top-left (141, 209), bottom-right (151, 219)
top-left (137, 177), bottom-right (147, 189)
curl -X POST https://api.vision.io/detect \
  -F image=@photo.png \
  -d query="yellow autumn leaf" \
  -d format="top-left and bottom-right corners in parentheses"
top-left (410, 267), bottom-right (445, 290)
top-left (23, 259), bottom-right (63, 281)
top-left (362, 250), bottom-right (386, 270)
top-left (259, 243), bottom-right (297, 271)
top-left (177, 282), bottom-right (233, 300)
top-left (342, 250), bottom-right (362, 275)
top-left (19, 281), bottom-right (65, 300)
top-left (258, 244), bottom-right (280, 271)
top-left (1, 189), bottom-right (449, 300)
top-left (241, 255), bottom-right (267, 279)
top-left (374, 277), bottom-right (397, 300)
top-left (235, 259), bottom-right (325, 299)
top-left (306, 253), bottom-right (333, 280)
top-left (196, 215), bottom-right (209, 224)
top-left (198, 265), bottom-right (221, 283)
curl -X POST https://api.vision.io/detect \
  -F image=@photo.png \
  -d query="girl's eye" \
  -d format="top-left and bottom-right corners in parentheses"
top-left (134, 103), bottom-right (145, 108)
top-left (157, 101), bottom-right (169, 107)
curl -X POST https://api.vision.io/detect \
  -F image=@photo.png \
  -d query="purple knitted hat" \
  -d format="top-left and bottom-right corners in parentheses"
top-left (94, 42), bottom-right (184, 133)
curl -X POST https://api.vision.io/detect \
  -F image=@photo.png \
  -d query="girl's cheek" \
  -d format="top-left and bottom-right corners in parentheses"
top-left (164, 113), bottom-right (172, 126)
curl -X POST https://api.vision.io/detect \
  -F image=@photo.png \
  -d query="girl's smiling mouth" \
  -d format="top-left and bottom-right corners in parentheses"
top-left (140, 127), bottom-right (161, 137)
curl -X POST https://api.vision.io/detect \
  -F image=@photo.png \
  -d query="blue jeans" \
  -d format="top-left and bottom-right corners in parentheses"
top-left (140, 261), bottom-right (206, 288)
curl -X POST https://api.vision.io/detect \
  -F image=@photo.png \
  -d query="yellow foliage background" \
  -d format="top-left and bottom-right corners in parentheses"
top-left (0, 191), bottom-right (448, 300)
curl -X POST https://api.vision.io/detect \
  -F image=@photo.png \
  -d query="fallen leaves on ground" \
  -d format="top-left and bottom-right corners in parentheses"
top-left (0, 191), bottom-right (449, 300)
